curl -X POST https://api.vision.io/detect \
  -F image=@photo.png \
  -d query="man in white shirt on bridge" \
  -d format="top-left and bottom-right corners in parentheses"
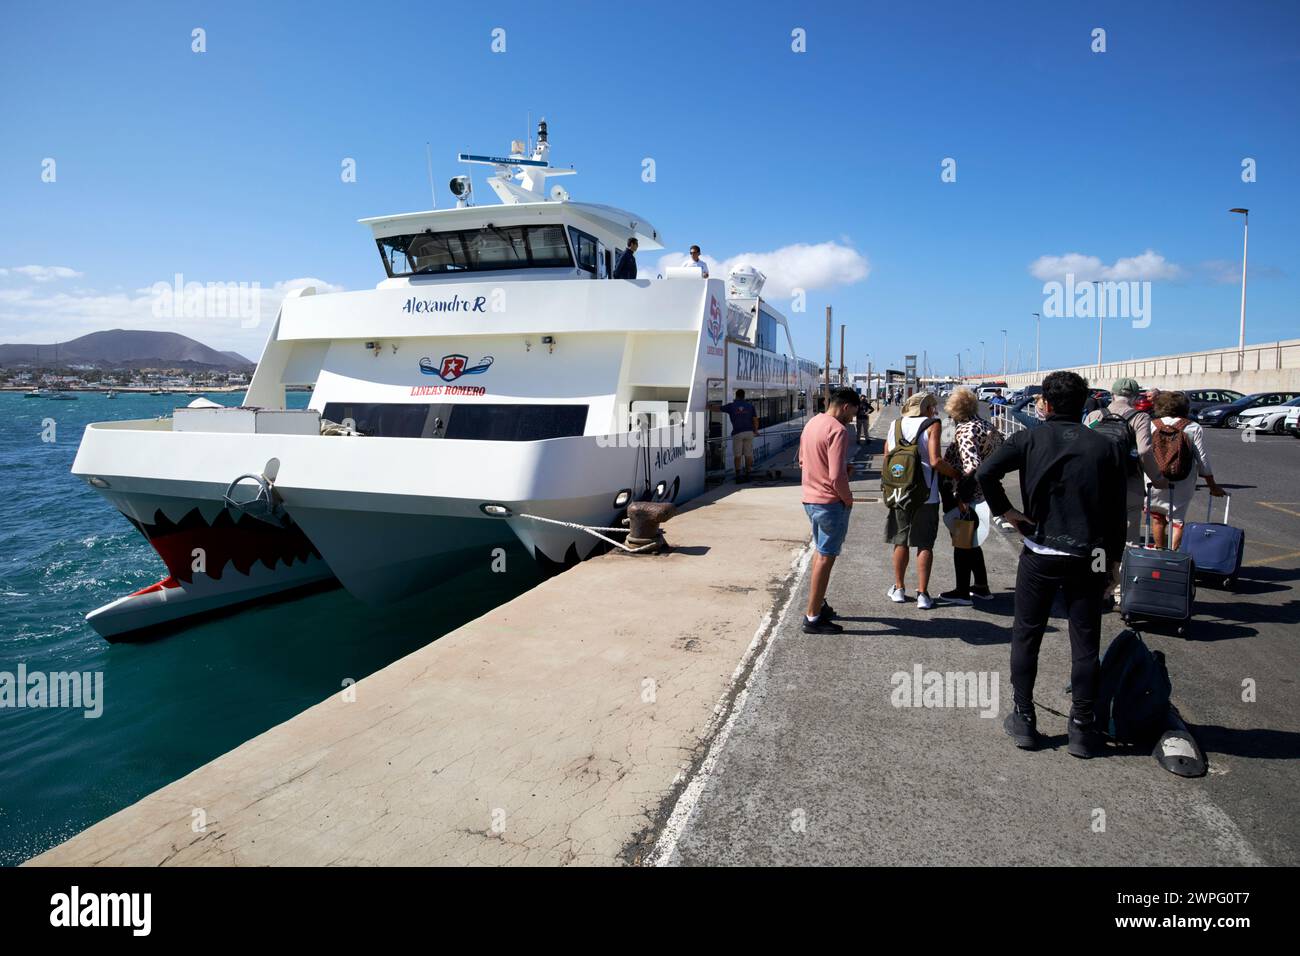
top-left (683, 245), bottom-right (709, 278)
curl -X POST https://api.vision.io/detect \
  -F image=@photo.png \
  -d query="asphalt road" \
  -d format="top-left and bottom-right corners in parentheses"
top-left (662, 407), bottom-right (1300, 865)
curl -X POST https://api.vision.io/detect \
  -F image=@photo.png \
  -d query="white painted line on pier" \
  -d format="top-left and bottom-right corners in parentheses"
top-left (646, 544), bottom-right (812, 866)
top-left (1189, 797), bottom-right (1265, 866)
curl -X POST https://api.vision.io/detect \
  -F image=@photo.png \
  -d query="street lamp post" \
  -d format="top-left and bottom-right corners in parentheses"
top-left (1231, 208), bottom-right (1249, 367)
top-left (1032, 312), bottom-right (1040, 375)
top-left (1000, 329), bottom-right (1007, 377)
top-left (979, 340), bottom-right (986, 378)
top-left (1092, 279), bottom-right (1104, 381)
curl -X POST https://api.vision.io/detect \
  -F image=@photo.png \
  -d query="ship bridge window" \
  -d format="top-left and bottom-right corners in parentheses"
top-left (568, 227), bottom-right (599, 274)
top-left (756, 312), bottom-right (777, 352)
top-left (322, 402), bottom-right (588, 441)
top-left (377, 224), bottom-right (573, 277)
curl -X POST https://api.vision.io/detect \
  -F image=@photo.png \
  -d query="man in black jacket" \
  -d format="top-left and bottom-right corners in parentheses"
top-left (613, 238), bottom-right (638, 279)
top-left (977, 371), bottom-right (1127, 759)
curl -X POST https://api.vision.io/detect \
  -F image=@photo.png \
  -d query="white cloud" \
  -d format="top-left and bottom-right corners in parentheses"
top-left (4, 265), bottom-right (84, 281)
top-left (653, 241), bottom-right (870, 298)
top-left (1029, 249), bottom-right (1181, 283)
top-left (0, 275), bottom-right (344, 360)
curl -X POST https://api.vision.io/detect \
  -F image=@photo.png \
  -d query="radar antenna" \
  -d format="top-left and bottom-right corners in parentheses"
top-left (457, 117), bottom-right (576, 205)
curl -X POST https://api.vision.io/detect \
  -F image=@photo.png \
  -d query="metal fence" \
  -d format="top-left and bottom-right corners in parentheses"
top-left (990, 405), bottom-right (1026, 439)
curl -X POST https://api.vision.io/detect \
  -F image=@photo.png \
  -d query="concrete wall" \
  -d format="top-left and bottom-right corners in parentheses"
top-left (998, 338), bottom-right (1300, 392)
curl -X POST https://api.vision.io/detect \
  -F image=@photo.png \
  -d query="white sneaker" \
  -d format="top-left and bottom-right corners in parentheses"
top-left (916, 591), bottom-right (935, 610)
top-left (887, 585), bottom-right (906, 603)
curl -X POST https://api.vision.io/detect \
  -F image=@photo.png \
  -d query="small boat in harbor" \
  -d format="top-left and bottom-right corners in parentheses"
top-left (47, 390), bottom-right (78, 400)
top-left (72, 121), bottom-right (816, 640)
top-left (106, 390), bottom-right (118, 399)
top-left (23, 388), bottom-right (47, 398)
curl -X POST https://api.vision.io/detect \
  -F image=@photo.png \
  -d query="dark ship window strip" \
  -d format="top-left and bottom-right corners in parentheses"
top-left (321, 402), bottom-right (589, 441)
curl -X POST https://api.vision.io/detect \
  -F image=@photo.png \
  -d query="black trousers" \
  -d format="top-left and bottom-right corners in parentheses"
top-left (952, 546), bottom-right (988, 595)
top-left (1010, 548), bottom-right (1108, 722)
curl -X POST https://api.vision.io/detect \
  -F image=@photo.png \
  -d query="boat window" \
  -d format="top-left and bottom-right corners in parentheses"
top-left (756, 312), bottom-right (777, 352)
top-left (376, 224), bottom-right (573, 277)
top-left (446, 404), bottom-right (589, 441)
top-left (568, 227), bottom-right (598, 274)
top-left (321, 402), bottom-right (451, 439)
top-left (528, 225), bottom-right (571, 265)
top-left (322, 402), bottom-right (588, 440)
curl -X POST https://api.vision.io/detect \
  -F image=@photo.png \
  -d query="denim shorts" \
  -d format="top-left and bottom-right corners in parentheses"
top-left (804, 502), bottom-right (850, 556)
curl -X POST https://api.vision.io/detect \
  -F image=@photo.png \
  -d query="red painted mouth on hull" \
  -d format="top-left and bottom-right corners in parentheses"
top-left (129, 575), bottom-right (180, 596)
top-left (126, 508), bottom-right (322, 584)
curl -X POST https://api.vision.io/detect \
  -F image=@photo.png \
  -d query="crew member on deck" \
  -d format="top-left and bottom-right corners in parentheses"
top-left (613, 238), bottom-right (638, 279)
top-left (720, 388), bottom-right (759, 481)
top-left (684, 245), bottom-right (709, 278)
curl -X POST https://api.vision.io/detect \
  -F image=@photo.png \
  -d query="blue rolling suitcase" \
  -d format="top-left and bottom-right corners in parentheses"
top-left (1179, 495), bottom-right (1244, 589)
top-left (1120, 491), bottom-right (1195, 636)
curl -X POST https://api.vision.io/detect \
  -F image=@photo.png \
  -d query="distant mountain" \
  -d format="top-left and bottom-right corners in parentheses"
top-left (0, 330), bottom-right (254, 371)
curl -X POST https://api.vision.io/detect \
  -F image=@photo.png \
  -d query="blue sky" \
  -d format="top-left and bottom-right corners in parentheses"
top-left (1, 0), bottom-right (1297, 373)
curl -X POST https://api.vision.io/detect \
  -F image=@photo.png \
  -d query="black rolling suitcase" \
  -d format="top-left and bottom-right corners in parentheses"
top-left (1119, 490), bottom-right (1195, 635)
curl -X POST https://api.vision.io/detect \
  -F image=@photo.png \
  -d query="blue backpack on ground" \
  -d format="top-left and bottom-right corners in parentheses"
top-left (1095, 629), bottom-right (1173, 744)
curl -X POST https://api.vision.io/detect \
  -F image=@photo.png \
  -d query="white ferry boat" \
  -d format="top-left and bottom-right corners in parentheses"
top-left (72, 123), bottom-right (816, 639)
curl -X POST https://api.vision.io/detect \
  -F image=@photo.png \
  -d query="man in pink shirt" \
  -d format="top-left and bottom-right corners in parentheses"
top-left (799, 387), bottom-right (860, 634)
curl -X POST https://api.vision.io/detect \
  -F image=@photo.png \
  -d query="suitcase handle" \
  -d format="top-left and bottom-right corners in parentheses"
top-left (1144, 486), bottom-right (1152, 548)
top-left (1205, 492), bottom-right (1231, 525)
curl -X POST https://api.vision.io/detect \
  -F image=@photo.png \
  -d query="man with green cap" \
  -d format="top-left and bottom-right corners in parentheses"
top-left (1085, 377), bottom-right (1166, 601)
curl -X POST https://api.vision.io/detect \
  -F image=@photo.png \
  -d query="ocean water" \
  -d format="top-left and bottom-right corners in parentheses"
top-left (0, 392), bottom-right (540, 865)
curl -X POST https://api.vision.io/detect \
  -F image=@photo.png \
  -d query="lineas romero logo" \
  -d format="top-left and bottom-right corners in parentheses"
top-left (707, 295), bottom-right (723, 344)
top-left (420, 354), bottom-right (494, 382)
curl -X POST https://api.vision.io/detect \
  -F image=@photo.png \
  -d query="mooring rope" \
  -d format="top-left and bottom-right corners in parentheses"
top-left (514, 512), bottom-right (661, 554)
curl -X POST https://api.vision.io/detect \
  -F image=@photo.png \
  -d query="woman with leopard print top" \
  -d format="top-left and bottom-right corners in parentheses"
top-left (939, 388), bottom-right (1002, 604)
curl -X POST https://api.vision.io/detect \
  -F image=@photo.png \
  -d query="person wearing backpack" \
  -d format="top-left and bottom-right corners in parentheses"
top-left (1084, 378), bottom-right (1167, 602)
top-left (1148, 390), bottom-right (1226, 550)
top-left (977, 371), bottom-right (1127, 759)
top-left (883, 391), bottom-right (960, 609)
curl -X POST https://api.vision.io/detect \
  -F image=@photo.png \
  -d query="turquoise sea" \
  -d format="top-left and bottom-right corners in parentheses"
top-left (0, 391), bottom-right (540, 865)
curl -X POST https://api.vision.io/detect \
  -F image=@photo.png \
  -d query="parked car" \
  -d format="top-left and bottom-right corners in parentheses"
top-left (1199, 391), bottom-right (1300, 428)
top-left (1233, 396), bottom-right (1300, 434)
top-left (1132, 388), bottom-right (1154, 413)
top-left (1005, 384), bottom-right (1039, 403)
top-left (1287, 406), bottom-right (1300, 438)
top-left (1186, 388), bottom-right (1245, 420)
